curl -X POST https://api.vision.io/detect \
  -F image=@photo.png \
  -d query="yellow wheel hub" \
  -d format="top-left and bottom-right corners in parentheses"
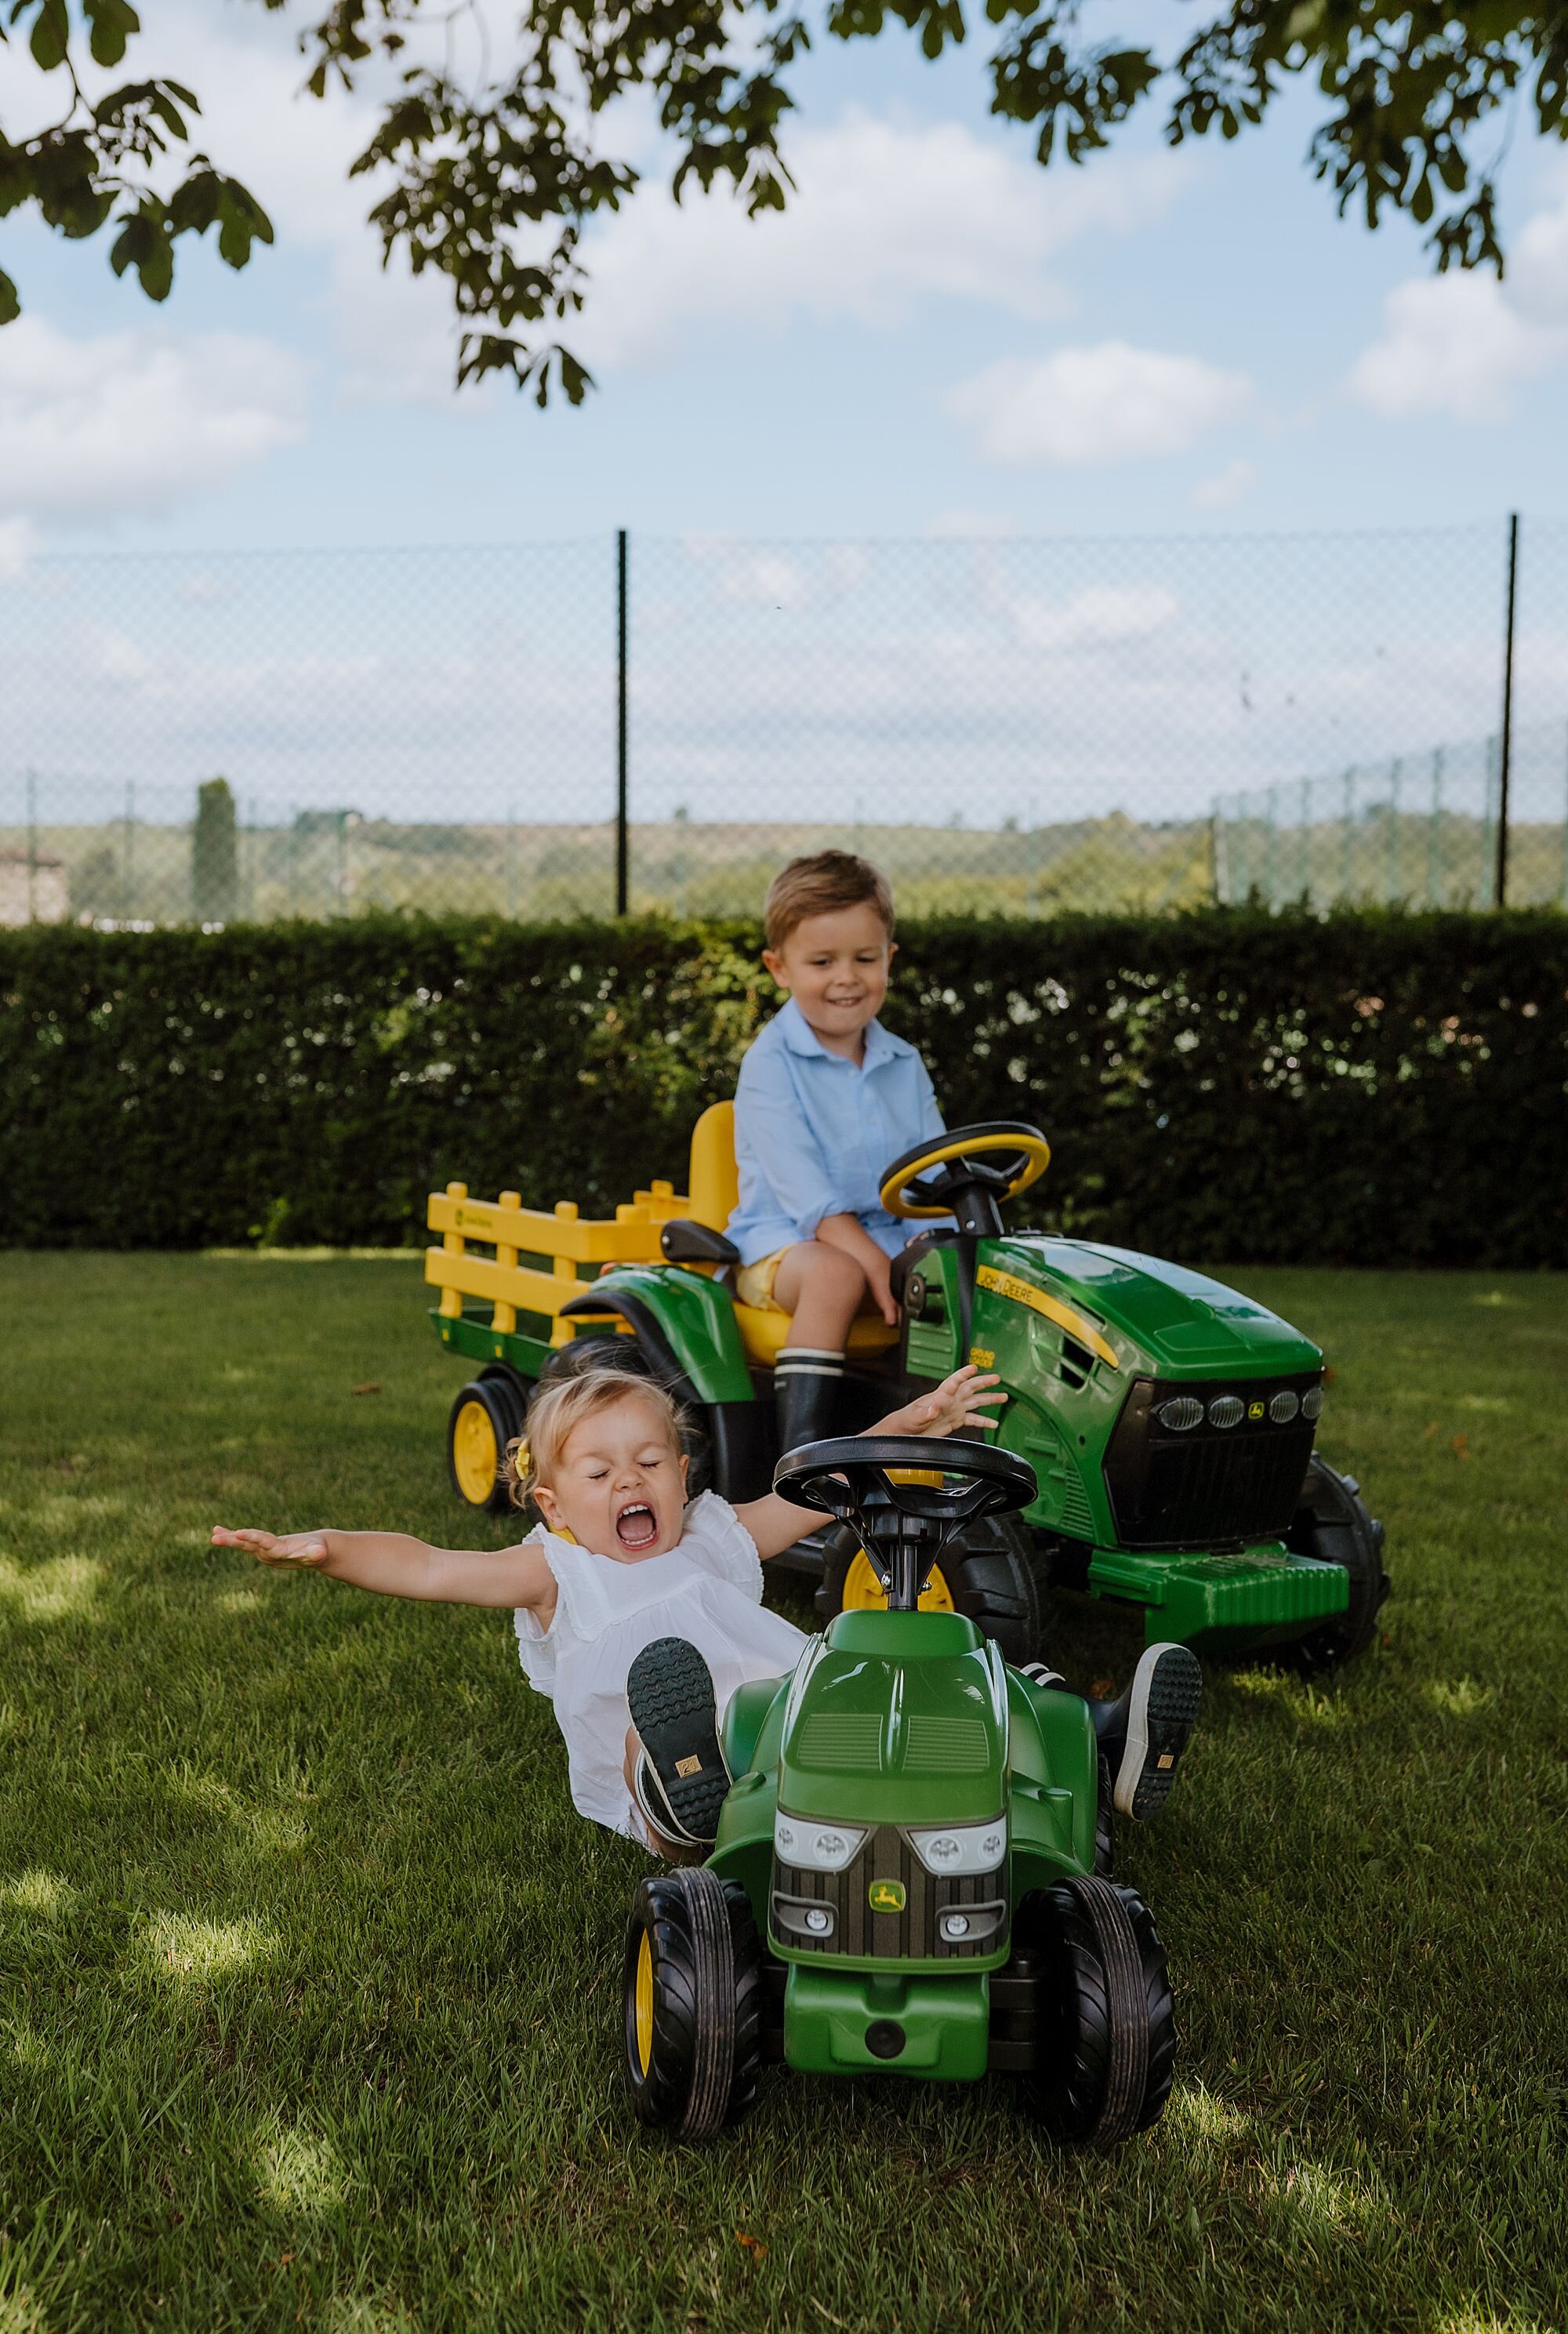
top-left (452, 1399), bottom-right (499, 1506)
top-left (634, 1930), bottom-right (654, 2077)
top-left (841, 1552), bottom-right (955, 1615)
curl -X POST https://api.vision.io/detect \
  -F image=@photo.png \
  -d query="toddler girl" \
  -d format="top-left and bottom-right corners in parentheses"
top-left (211, 1359), bottom-right (1006, 1858)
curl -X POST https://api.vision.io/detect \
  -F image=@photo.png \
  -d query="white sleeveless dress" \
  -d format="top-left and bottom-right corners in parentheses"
top-left (513, 1491), bottom-right (810, 1839)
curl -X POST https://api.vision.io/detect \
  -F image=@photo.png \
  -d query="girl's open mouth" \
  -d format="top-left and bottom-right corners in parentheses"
top-left (615, 1503), bottom-right (659, 1552)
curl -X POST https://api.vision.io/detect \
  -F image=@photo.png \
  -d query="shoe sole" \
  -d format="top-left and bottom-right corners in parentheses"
top-left (1114, 1645), bottom-right (1202, 1821)
top-left (626, 1637), bottom-right (731, 1845)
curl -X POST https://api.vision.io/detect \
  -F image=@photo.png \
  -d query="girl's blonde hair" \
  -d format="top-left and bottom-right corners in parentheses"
top-left (509, 1363), bottom-right (687, 1507)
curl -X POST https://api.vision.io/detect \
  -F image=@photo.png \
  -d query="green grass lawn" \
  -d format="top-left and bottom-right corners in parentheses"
top-left (2, 1254), bottom-right (1564, 2334)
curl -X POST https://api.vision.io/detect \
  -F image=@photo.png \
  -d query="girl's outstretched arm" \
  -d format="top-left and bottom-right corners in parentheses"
top-left (209, 1526), bottom-right (557, 1617)
top-left (732, 1364), bottom-right (1007, 1563)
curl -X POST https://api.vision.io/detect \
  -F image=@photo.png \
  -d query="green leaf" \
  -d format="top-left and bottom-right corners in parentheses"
top-left (0, 264), bottom-right (19, 324)
top-left (110, 201), bottom-right (172, 299)
top-left (84, 0), bottom-right (140, 68)
top-left (27, 0), bottom-right (69, 71)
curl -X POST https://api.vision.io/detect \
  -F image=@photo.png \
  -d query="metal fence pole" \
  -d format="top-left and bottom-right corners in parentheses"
top-left (1341, 767), bottom-right (1355, 898)
top-left (1495, 512), bottom-right (1519, 907)
top-left (506, 801), bottom-right (517, 920)
top-left (1388, 758), bottom-right (1401, 902)
top-left (124, 781), bottom-right (136, 921)
top-left (615, 528), bottom-right (629, 916)
top-left (25, 767), bottom-right (37, 924)
top-left (1427, 747), bottom-right (1443, 906)
top-left (1562, 720), bottom-right (1568, 909)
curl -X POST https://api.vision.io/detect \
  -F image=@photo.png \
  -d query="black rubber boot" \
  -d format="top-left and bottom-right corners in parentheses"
top-left (775, 1347), bottom-right (845, 1461)
top-left (626, 1637), bottom-right (732, 1847)
top-left (1093, 1643), bottom-right (1203, 1821)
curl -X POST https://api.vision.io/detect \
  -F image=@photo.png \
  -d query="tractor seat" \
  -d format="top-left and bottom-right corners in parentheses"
top-left (681, 1100), bottom-right (900, 1369)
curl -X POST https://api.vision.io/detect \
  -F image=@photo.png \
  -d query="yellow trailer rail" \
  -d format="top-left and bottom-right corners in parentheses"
top-left (425, 1178), bottom-right (691, 1352)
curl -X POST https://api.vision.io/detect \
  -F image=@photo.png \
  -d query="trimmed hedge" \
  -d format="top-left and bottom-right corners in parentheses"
top-left (2, 911), bottom-right (1565, 1265)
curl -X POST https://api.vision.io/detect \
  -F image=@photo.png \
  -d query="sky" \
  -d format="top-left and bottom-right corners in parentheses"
top-left (1, 2), bottom-right (1566, 836)
top-left (2, 0), bottom-right (1566, 554)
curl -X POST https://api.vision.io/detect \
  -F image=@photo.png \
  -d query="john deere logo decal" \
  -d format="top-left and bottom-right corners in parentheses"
top-left (869, 1879), bottom-right (906, 1915)
top-left (1247, 1400), bottom-right (1266, 1421)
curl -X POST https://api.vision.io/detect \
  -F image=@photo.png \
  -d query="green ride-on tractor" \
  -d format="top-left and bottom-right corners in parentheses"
top-left (426, 1105), bottom-right (1388, 1675)
top-left (625, 1434), bottom-right (1174, 2140)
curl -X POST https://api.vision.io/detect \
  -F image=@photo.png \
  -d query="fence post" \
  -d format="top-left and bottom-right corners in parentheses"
top-left (1495, 512), bottom-right (1519, 907)
top-left (615, 528), bottom-right (629, 916)
top-left (1341, 768), bottom-right (1355, 899)
top-left (1387, 758), bottom-right (1401, 902)
top-left (1427, 747), bottom-right (1443, 905)
top-left (123, 781), bottom-right (136, 922)
top-left (506, 801), bottom-right (517, 920)
top-left (25, 767), bottom-right (37, 923)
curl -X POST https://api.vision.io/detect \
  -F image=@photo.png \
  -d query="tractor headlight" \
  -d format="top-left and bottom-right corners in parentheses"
top-left (1207, 1394), bottom-right (1245, 1429)
top-left (906, 1818), bottom-right (1007, 1878)
top-left (1156, 1396), bottom-right (1205, 1432)
top-left (1269, 1390), bottom-right (1301, 1423)
top-left (773, 1811), bottom-right (866, 1873)
top-left (1301, 1386), bottom-right (1325, 1421)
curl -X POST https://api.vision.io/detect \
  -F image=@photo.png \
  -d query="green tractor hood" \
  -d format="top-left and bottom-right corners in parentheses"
top-left (775, 1611), bottom-right (1009, 1829)
top-left (985, 1237), bottom-right (1323, 1381)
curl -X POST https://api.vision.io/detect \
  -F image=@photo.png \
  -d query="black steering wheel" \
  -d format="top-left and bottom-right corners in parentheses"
top-left (879, 1120), bottom-right (1050, 1239)
top-left (773, 1436), bottom-right (1037, 1613)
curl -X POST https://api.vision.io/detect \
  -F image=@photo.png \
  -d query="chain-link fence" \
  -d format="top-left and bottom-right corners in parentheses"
top-left (1214, 721), bottom-right (1568, 909)
top-left (2, 519), bottom-right (1565, 926)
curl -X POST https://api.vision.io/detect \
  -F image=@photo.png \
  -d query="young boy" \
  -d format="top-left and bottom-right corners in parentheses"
top-left (726, 850), bottom-right (942, 1457)
top-left (729, 849), bottom-right (1203, 1820)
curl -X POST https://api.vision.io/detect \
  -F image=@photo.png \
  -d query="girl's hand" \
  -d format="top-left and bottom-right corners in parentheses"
top-left (210, 1526), bottom-right (329, 1569)
top-left (875, 1365), bottom-right (1007, 1441)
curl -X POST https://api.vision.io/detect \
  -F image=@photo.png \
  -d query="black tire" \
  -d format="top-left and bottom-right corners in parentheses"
top-left (1094, 1754), bottom-right (1116, 1878)
top-left (536, 1337), bottom-right (713, 1498)
top-left (1017, 1876), bottom-right (1175, 2147)
top-left (445, 1376), bottom-right (525, 1515)
top-left (1279, 1455), bottom-right (1390, 1679)
top-left (815, 1512), bottom-right (1044, 1665)
top-left (622, 1870), bottom-right (763, 2139)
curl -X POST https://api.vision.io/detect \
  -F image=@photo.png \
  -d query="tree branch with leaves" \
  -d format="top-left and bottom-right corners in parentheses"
top-left (2, 0), bottom-right (1565, 394)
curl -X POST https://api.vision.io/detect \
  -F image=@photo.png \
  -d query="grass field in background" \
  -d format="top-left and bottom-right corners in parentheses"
top-left (1, 1254), bottom-right (1564, 2334)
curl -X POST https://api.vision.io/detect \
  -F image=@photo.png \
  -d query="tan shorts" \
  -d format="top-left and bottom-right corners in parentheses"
top-left (734, 1246), bottom-right (792, 1312)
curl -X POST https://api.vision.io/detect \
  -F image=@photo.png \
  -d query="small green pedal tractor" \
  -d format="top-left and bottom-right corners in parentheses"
top-left (624, 1435), bottom-right (1174, 2141)
top-left (427, 1105), bottom-right (1388, 1678)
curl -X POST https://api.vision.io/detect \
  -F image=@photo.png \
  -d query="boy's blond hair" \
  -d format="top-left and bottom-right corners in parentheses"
top-left (763, 851), bottom-right (895, 953)
top-left (510, 1363), bottom-right (686, 1508)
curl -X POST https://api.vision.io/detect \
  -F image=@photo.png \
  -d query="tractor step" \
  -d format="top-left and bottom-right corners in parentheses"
top-left (1086, 1544), bottom-right (1349, 1647)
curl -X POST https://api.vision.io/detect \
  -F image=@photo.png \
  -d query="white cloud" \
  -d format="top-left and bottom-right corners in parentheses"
top-left (576, 115), bottom-right (1185, 367)
top-left (0, 318), bottom-right (308, 523)
top-left (1191, 457), bottom-right (1258, 510)
top-left (1013, 585), bottom-right (1180, 652)
top-left (945, 342), bottom-right (1253, 468)
top-left (0, 517), bottom-right (38, 579)
top-left (1347, 273), bottom-right (1560, 421)
top-left (1348, 168), bottom-right (1568, 420)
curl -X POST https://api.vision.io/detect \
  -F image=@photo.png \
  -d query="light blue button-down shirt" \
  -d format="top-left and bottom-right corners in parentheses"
top-left (724, 997), bottom-right (947, 1265)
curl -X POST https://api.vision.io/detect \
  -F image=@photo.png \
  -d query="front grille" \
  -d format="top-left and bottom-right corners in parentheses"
top-left (1103, 1374), bottom-right (1319, 1551)
top-left (771, 1822), bottom-right (1007, 1963)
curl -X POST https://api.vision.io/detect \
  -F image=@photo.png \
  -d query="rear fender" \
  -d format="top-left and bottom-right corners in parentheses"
top-left (560, 1265), bottom-right (771, 1500)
